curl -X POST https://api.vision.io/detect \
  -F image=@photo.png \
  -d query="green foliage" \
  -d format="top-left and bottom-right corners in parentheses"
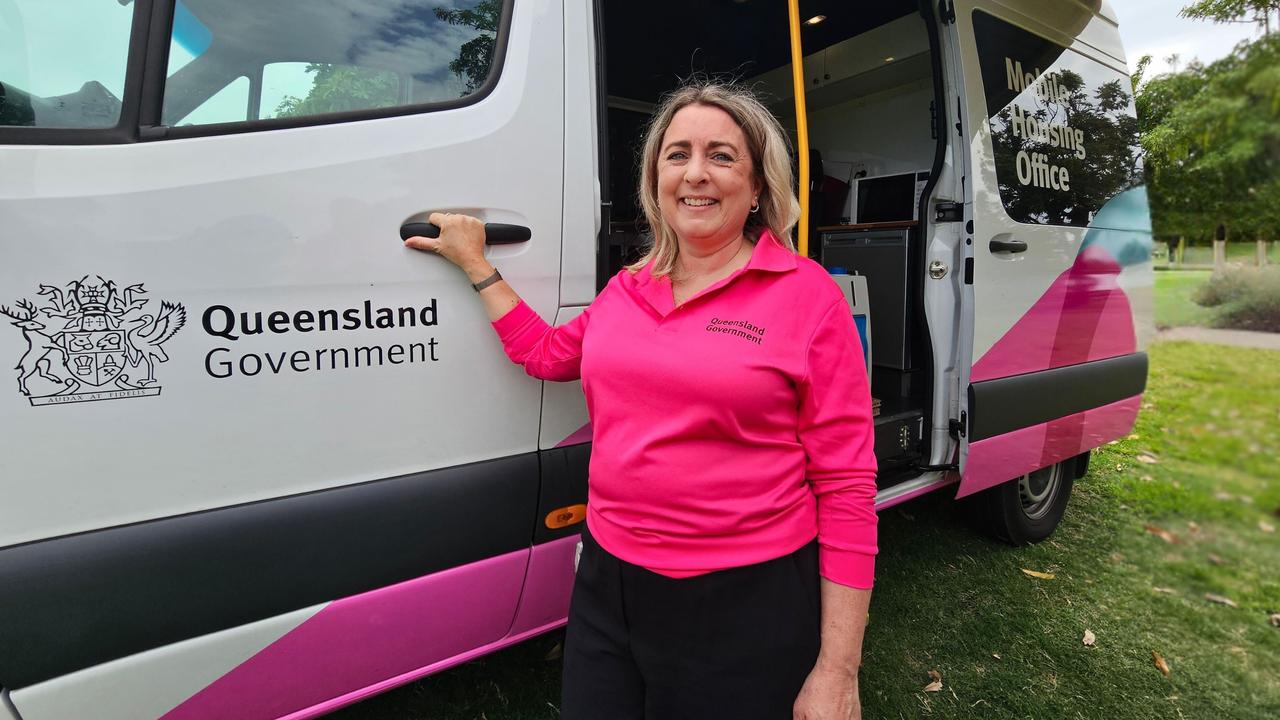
top-left (1194, 267), bottom-right (1280, 331)
top-left (1156, 271), bottom-right (1220, 328)
top-left (1193, 268), bottom-right (1258, 306)
top-left (1136, 9), bottom-right (1280, 242)
top-left (271, 1), bottom-right (502, 116)
top-left (434, 0), bottom-right (502, 95)
top-left (273, 64), bottom-right (398, 119)
top-left (1180, 0), bottom-right (1280, 29)
top-left (990, 68), bottom-right (1143, 225)
top-left (1218, 287), bottom-right (1280, 331)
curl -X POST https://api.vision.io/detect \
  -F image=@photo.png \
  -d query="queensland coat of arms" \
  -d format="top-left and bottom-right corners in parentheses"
top-left (2, 276), bottom-right (185, 406)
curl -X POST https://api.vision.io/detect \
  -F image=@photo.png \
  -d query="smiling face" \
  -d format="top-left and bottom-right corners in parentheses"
top-left (656, 104), bottom-right (760, 251)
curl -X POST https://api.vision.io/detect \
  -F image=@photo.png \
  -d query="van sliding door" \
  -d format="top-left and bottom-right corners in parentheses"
top-left (0, 1), bottom-right (565, 718)
top-left (946, 1), bottom-right (1152, 497)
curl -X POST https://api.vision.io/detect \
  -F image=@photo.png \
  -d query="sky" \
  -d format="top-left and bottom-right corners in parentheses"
top-left (1111, 0), bottom-right (1265, 76)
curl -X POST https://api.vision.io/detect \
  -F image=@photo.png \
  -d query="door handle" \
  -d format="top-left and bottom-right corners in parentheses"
top-left (399, 222), bottom-right (532, 245)
top-left (989, 238), bottom-right (1027, 254)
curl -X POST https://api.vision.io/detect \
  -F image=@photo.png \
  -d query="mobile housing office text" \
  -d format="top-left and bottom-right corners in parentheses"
top-left (0, 1), bottom-right (1152, 718)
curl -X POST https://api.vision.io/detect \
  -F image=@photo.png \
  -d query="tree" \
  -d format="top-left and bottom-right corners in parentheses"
top-left (988, 67), bottom-right (1143, 226)
top-left (273, 2), bottom-right (502, 117)
top-left (434, 0), bottom-right (502, 95)
top-left (1180, 0), bottom-right (1280, 34)
top-left (273, 63), bottom-right (399, 119)
top-left (1135, 15), bottom-right (1280, 243)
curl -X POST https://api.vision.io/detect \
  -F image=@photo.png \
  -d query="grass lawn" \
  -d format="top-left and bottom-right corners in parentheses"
top-left (1156, 270), bottom-right (1217, 329)
top-left (1163, 242), bottom-right (1277, 266)
top-left (332, 341), bottom-right (1280, 720)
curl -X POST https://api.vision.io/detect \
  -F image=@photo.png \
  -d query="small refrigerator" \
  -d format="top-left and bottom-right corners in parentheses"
top-left (820, 227), bottom-right (915, 371)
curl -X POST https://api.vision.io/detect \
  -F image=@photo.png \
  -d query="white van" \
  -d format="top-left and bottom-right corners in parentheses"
top-left (0, 1), bottom-right (1152, 718)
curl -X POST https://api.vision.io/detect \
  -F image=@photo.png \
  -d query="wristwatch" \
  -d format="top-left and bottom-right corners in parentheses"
top-left (472, 268), bottom-right (502, 292)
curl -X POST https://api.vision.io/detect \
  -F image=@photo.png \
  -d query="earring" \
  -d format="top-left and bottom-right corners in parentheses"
top-left (750, 199), bottom-right (760, 213)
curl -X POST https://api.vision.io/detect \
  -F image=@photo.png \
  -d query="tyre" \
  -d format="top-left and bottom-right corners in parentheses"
top-left (963, 460), bottom-right (1074, 545)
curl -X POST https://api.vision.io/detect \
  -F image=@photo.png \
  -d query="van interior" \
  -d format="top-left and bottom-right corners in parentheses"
top-left (597, 0), bottom-right (945, 483)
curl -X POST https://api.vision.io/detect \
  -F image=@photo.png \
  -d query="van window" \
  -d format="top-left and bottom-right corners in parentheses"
top-left (161, 0), bottom-right (506, 129)
top-left (261, 63), bottom-right (399, 120)
top-left (972, 10), bottom-right (1142, 227)
top-left (0, 0), bottom-right (135, 128)
top-left (177, 75), bottom-right (250, 126)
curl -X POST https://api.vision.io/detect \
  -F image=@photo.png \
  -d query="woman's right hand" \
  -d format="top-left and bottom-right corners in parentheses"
top-left (404, 212), bottom-right (491, 278)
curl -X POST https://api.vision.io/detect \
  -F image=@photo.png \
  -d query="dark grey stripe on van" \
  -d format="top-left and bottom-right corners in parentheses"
top-left (0, 450), bottom-right (580, 689)
top-left (968, 352), bottom-right (1148, 442)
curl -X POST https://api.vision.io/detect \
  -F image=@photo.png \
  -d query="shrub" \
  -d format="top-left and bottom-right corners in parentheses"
top-left (1193, 268), bottom-right (1253, 306)
top-left (1194, 268), bottom-right (1280, 332)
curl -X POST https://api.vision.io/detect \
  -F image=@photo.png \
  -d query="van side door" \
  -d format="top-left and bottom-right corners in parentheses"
top-left (0, 1), bottom-right (565, 718)
top-left (945, 1), bottom-right (1153, 497)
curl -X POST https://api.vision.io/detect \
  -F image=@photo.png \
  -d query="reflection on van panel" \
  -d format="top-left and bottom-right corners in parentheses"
top-left (0, 0), bottom-right (1150, 717)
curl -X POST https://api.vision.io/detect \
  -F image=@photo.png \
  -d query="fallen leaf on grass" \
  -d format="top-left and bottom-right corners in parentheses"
top-left (1187, 521), bottom-right (1200, 533)
top-left (1021, 568), bottom-right (1056, 580)
top-left (992, 653), bottom-right (1002, 660)
top-left (923, 669), bottom-right (943, 692)
top-left (1083, 630), bottom-right (1096, 646)
top-left (1205, 593), bottom-right (1239, 608)
top-left (1207, 553), bottom-right (1224, 566)
top-left (1153, 587), bottom-right (1175, 594)
top-left (1260, 521), bottom-right (1275, 534)
top-left (1145, 525), bottom-right (1178, 544)
top-left (1136, 453), bottom-right (1160, 464)
top-left (1128, 433), bottom-right (1140, 440)
top-left (1269, 613), bottom-right (1280, 627)
top-left (1152, 651), bottom-right (1171, 677)
top-left (1215, 492), bottom-right (1234, 502)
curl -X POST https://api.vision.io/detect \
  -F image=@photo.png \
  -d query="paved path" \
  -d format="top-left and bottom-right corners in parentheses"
top-left (1156, 326), bottom-right (1280, 350)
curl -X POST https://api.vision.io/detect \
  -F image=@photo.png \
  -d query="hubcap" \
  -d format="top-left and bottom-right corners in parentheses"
top-left (1018, 463), bottom-right (1063, 520)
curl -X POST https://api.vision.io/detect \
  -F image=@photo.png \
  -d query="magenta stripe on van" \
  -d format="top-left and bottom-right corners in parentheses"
top-left (555, 421), bottom-right (593, 447)
top-left (161, 536), bottom-right (580, 720)
top-left (972, 244), bottom-right (1137, 383)
top-left (959, 394), bottom-right (1142, 497)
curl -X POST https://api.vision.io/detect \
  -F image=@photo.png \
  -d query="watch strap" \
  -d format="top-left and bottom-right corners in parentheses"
top-left (472, 268), bottom-right (502, 292)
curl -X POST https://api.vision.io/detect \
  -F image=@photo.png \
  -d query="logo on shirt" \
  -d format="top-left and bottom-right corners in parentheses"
top-left (705, 317), bottom-right (766, 346)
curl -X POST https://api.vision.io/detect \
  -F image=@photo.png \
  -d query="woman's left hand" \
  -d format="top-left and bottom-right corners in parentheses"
top-left (793, 660), bottom-right (861, 720)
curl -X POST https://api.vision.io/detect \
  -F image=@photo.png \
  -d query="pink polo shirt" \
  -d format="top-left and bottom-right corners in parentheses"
top-left (491, 230), bottom-right (878, 588)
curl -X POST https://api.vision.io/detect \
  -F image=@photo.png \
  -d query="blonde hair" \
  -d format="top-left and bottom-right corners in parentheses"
top-left (628, 81), bottom-right (800, 277)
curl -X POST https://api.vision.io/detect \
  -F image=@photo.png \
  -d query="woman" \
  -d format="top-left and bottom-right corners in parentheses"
top-left (405, 82), bottom-right (877, 720)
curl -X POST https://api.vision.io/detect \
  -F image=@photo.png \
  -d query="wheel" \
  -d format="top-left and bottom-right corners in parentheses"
top-left (963, 460), bottom-right (1074, 545)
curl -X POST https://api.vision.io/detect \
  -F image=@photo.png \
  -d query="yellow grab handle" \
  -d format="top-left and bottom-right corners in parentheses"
top-left (788, 0), bottom-right (811, 257)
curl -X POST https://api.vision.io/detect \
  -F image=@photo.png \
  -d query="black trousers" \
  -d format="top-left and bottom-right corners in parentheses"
top-left (561, 527), bottom-right (821, 720)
